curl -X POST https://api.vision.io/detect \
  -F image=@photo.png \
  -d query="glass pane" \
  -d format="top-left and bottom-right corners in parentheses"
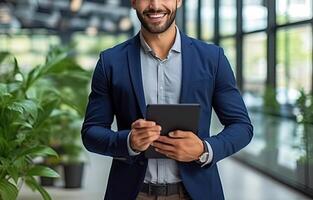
top-left (276, 26), bottom-right (312, 105)
top-left (0, 35), bottom-right (9, 51)
top-left (31, 35), bottom-right (52, 53)
top-left (10, 35), bottom-right (31, 53)
top-left (243, 32), bottom-right (267, 102)
top-left (186, 0), bottom-right (198, 38)
top-left (243, 0), bottom-right (267, 32)
top-left (220, 0), bottom-right (236, 36)
top-left (201, 0), bottom-right (214, 40)
top-left (235, 112), bottom-right (307, 187)
top-left (220, 38), bottom-right (236, 75)
top-left (277, 0), bottom-right (313, 24)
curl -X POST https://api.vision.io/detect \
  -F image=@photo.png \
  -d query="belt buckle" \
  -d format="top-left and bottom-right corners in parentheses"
top-left (148, 183), bottom-right (167, 196)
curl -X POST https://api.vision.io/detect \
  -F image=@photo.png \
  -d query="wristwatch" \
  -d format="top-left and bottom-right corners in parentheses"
top-left (196, 140), bottom-right (209, 164)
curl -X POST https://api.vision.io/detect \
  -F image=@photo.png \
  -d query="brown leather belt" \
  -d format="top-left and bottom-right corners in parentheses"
top-left (140, 182), bottom-right (186, 196)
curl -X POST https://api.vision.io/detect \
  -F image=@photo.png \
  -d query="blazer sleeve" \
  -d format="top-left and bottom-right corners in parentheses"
top-left (204, 47), bottom-right (253, 168)
top-left (81, 53), bottom-right (132, 160)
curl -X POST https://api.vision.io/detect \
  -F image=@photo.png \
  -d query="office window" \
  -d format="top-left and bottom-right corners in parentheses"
top-left (220, 0), bottom-right (236, 36)
top-left (276, 26), bottom-right (312, 105)
top-left (243, 0), bottom-right (267, 32)
top-left (201, 0), bottom-right (214, 40)
top-left (31, 35), bottom-right (59, 53)
top-left (9, 35), bottom-right (31, 53)
top-left (73, 33), bottom-right (128, 70)
top-left (220, 38), bottom-right (236, 75)
top-left (243, 32), bottom-right (267, 96)
top-left (185, 0), bottom-right (198, 38)
top-left (0, 35), bottom-right (9, 51)
top-left (277, 0), bottom-right (313, 24)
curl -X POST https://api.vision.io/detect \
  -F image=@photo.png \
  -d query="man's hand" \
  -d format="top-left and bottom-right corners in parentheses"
top-left (130, 119), bottom-right (161, 152)
top-left (151, 131), bottom-right (204, 162)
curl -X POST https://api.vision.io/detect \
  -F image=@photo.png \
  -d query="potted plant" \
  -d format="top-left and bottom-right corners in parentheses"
top-left (46, 53), bottom-right (90, 189)
top-left (0, 52), bottom-right (62, 200)
top-left (259, 85), bottom-right (280, 165)
top-left (263, 85), bottom-right (280, 115)
top-left (0, 45), bottom-right (90, 199)
top-left (295, 89), bottom-right (313, 188)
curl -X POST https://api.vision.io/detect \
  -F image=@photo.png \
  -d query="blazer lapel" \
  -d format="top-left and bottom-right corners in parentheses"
top-left (179, 32), bottom-right (194, 103)
top-left (127, 34), bottom-right (146, 117)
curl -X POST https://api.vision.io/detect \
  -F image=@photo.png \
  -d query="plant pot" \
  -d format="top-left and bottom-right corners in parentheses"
top-left (40, 164), bottom-right (59, 187)
top-left (296, 160), bottom-right (306, 185)
top-left (63, 162), bottom-right (84, 188)
top-left (309, 163), bottom-right (313, 189)
top-left (40, 176), bottom-right (55, 187)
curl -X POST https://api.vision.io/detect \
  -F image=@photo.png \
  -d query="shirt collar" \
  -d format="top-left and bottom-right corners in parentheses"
top-left (139, 26), bottom-right (181, 55)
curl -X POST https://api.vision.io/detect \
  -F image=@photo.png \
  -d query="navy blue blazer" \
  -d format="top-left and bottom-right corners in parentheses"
top-left (81, 31), bottom-right (253, 200)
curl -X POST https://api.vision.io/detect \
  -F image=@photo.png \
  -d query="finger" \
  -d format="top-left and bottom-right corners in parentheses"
top-left (168, 130), bottom-right (191, 138)
top-left (155, 148), bottom-right (177, 160)
top-left (135, 125), bottom-right (161, 133)
top-left (152, 141), bottom-right (176, 152)
top-left (132, 119), bottom-right (156, 129)
top-left (139, 134), bottom-right (160, 145)
top-left (156, 136), bottom-right (176, 145)
top-left (133, 127), bottom-right (161, 140)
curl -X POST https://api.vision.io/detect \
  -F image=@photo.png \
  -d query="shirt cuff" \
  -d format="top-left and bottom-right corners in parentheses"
top-left (127, 131), bottom-right (141, 156)
top-left (201, 141), bottom-right (213, 167)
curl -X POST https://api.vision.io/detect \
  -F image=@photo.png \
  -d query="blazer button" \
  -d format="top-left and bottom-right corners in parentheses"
top-left (139, 161), bottom-right (145, 166)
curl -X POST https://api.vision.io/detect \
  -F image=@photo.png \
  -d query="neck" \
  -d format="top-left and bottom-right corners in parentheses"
top-left (141, 23), bottom-right (177, 60)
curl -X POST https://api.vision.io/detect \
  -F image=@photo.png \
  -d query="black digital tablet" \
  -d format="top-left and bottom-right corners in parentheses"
top-left (144, 104), bottom-right (200, 159)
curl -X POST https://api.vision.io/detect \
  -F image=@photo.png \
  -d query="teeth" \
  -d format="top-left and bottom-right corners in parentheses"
top-left (147, 13), bottom-right (166, 18)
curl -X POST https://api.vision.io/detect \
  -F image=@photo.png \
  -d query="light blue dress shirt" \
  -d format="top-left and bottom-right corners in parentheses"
top-left (127, 27), bottom-right (213, 184)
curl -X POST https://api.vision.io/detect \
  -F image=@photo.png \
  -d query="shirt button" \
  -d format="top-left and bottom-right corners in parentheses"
top-left (160, 86), bottom-right (163, 90)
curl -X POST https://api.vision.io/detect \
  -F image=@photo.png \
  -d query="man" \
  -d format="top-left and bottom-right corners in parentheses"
top-left (81, 0), bottom-right (253, 199)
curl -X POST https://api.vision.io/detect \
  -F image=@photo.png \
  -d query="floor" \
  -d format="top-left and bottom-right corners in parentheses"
top-left (19, 152), bottom-right (312, 200)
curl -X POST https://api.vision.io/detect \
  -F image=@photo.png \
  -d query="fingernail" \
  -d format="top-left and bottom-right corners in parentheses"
top-left (155, 148), bottom-right (159, 152)
top-left (169, 132), bottom-right (174, 137)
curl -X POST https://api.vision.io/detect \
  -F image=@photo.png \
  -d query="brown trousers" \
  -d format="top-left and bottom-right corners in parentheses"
top-left (136, 187), bottom-right (192, 200)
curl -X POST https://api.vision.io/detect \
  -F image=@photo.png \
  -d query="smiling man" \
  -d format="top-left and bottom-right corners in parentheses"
top-left (81, 0), bottom-right (253, 200)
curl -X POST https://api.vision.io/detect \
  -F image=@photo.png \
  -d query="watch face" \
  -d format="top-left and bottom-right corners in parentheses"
top-left (200, 152), bottom-right (209, 162)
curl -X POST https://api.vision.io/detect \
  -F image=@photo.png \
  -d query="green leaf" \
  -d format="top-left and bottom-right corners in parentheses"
top-left (12, 121), bottom-right (33, 129)
top-left (8, 99), bottom-right (38, 120)
top-left (41, 52), bottom-right (68, 75)
top-left (0, 83), bottom-right (8, 96)
top-left (0, 179), bottom-right (18, 200)
top-left (35, 99), bottom-right (60, 128)
top-left (13, 58), bottom-right (23, 81)
top-left (25, 176), bottom-right (52, 200)
top-left (0, 52), bottom-right (10, 64)
top-left (16, 146), bottom-right (58, 160)
top-left (7, 167), bottom-right (19, 185)
top-left (26, 165), bottom-right (59, 178)
top-left (7, 82), bottom-right (22, 94)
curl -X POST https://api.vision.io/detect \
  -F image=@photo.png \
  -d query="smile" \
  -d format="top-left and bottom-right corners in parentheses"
top-left (146, 13), bottom-right (166, 19)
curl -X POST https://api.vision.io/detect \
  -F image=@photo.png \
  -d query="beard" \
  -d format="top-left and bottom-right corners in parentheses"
top-left (136, 5), bottom-right (177, 34)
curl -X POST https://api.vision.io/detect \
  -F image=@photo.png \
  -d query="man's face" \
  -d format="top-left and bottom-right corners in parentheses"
top-left (131, 0), bottom-right (182, 34)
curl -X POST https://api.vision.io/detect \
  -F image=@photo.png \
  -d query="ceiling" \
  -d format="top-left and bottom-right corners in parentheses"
top-left (0, 0), bottom-right (134, 34)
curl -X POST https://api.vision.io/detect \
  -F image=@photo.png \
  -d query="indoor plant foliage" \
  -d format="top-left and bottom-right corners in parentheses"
top-left (263, 85), bottom-right (280, 115)
top-left (0, 46), bottom-right (90, 199)
top-left (295, 89), bottom-right (313, 186)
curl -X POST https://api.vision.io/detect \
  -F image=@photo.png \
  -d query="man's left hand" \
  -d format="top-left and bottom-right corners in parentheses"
top-left (151, 130), bottom-right (204, 162)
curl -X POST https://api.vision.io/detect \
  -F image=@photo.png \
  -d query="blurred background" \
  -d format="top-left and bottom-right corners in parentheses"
top-left (0, 0), bottom-right (313, 200)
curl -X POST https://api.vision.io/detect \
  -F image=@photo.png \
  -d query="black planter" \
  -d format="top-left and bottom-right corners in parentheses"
top-left (63, 162), bottom-right (84, 188)
top-left (296, 161), bottom-right (306, 185)
top-left (40, 164), bottom-right (59, 187)
top-left (40, 176), bottom-right (55, 187)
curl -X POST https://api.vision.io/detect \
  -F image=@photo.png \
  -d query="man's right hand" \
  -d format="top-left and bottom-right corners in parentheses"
top-left (130, 119), bottom-right (161, 152)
